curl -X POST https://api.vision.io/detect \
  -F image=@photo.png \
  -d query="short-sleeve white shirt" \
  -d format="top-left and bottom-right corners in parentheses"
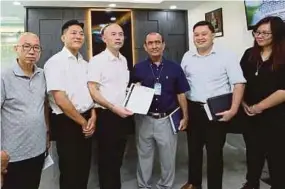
top-left (44, 47), bottom-right (94, 114)
top-left (88, 48), bottom-right (129, 108)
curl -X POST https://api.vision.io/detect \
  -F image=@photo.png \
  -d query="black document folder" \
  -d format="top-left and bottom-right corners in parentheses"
top-left (206, 93), bottom-right (232, 120)
top-left (169, 107), bottom-right (182, 134)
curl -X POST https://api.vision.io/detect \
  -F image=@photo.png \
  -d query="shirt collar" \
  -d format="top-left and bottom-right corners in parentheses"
top-left (147, 56), bottom-right (166, 67)
top-left (62, 47), bottom-right (83, 60)
top-left (13, 60), bottom-right (40, 77)
top-left (192, 44), bottom-right (217, 57)
top-left (104, 48), bottom-right (123, 61)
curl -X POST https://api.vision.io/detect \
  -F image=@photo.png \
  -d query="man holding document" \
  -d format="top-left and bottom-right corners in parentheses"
top-left (87, 23), bottom-right (133, 189)
top-left (131, 32), bottom-right (190, 189)
top-left (180, 21), bottom-right (246, 189)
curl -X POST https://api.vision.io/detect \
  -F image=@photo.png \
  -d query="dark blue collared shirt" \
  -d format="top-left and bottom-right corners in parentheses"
top-left (131, 58), bottom-right (190, 113)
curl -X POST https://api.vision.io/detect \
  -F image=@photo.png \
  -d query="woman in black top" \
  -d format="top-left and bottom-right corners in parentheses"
top-left (240, 16), bottom-right (285, 189)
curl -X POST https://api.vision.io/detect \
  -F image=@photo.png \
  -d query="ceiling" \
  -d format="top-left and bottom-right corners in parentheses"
top-left (1, 0), bottom-right (202, 25)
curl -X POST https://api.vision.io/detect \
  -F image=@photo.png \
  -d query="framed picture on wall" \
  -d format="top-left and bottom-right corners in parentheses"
top-left (244, 0), bottom-right (285, 30)
top-left (205, 8), bottom-right (224, 37)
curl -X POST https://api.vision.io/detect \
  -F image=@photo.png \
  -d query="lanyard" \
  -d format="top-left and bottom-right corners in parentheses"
top-left (149, 63), bottom-right (164, 83)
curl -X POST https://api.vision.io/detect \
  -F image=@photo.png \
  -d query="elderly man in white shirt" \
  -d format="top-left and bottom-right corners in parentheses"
top-left (44, 20), bottom-right (96, 189)
top-left (87, 23), bottom-right (133, 189)
top-left (180, 21), bottom-right (246, 189)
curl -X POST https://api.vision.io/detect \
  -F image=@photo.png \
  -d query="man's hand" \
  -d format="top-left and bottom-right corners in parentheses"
top-left (216, 109), bottom-right (237, 122)
top-left (83, 116), bottom-right (96, 138)
top-left (80, 119), bottom-right (88, 135)
top-left (46, 131), bottom-right (51, 150)
top-left (1, 151), bottom-right (9, 173)
top-left (111, 105), bottom-right (133, 118)
top-left (178, 117), bottom-right (188, 131)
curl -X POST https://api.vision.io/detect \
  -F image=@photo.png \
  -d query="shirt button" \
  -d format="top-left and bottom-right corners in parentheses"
top-left (156, 98), bottom-right (158, 101)
top-left (156, 108), bottom-right (158, 111)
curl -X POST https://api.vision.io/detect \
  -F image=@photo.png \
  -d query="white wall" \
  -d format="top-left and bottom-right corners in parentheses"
top-left (187, 1), bottom-right (254, 58)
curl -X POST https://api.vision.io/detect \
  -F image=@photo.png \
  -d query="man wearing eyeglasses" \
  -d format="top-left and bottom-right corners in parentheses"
top-left (44, 20), bottom-right (95, 189)
top-left (1, 32), bottom-right (49, 189)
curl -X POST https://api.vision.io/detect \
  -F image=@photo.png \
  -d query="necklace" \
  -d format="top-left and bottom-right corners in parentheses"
top-left (255, 61), bottom-right (263, 76)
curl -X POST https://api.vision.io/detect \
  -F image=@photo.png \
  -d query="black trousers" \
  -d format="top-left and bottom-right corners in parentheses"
top-left (243, 114), bottom-right (285, 189)
top-left (2, 152), bottom-right (45, 189)
top-left (186, 101), bottom-right (227, 189)
top-left (95, 108), bottom-right (132, 189)
top-left (54, 110), bottom-right (92, 189)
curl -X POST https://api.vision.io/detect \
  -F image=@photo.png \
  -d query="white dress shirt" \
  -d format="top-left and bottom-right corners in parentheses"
top-left (181, 45), bottom-right (246, 103)
top-left (44, 47), bottom-right (94, 114)
top-left (88, 48), bottom-right (129, 108)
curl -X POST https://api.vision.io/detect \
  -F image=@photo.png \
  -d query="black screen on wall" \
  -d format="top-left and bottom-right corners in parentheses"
top-left (91, 10), bottom-right (133, 69)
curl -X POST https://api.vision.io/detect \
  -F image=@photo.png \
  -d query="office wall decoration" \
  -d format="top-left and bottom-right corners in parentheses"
top-left (205, 8), bottom-right (223, 37)
top-left (244, 0), bottom-right (285, 30)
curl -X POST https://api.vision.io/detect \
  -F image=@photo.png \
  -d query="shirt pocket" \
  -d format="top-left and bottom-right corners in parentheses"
top-left (208, 64), bottom-right (227, 82)
top-left (162, 74), bottom-right (175, 93)
top-left (141, 75), bottom-right (154, 87)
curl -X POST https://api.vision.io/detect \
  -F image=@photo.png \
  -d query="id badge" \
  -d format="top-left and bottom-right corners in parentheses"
top-left (154, 82), bottom-right (162, 95)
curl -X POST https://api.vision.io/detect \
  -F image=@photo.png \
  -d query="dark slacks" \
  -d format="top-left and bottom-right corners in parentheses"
top-left (54, 109), bottom-right (92, 189)
top-left (2, 152), bottom-right (45, 189)
top-left (95, 108), bottom-right (132, 189)
top-left (186, 100), bottom-right (227, 189)
top-left (243, 114), bottom-right (285, 189)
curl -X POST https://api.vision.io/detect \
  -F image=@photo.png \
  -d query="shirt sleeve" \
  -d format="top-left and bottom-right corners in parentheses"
top-left (239, 49), bottom-right (251, 80)
top-left (175, 66), bottom-right (190, 94)
top-left (87, 56), bottom-right (102, 84)
top-left (1, 78), bottom-right (6, 107)
top-left (225, 52), bottom-right (247, 85)
top-left (44, 58), bottom-right (66, 93)
top-left (180, 53), bottom-right (188, 75)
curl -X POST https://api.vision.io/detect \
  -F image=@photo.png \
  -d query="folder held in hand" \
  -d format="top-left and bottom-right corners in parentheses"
top-left (205, 93), bottom-right (232, 121)
top-left (123, 83), bottom-right (155, 115)
top-left (169, 107), bottom-right (182, 134)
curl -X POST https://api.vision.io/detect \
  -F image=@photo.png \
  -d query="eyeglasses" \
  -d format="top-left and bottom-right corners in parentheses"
top-left (252, 31), bottom-right (272, 38)
top-left (18, 44), bottom-right (42, 53)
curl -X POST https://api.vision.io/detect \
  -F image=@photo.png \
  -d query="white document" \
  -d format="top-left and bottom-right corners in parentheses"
top-left (42, 154), bottom-right (54, 170)
top-left (203, 103), bottom-right (213, 121)
top-left (123, 83), bottom-right (155, 115)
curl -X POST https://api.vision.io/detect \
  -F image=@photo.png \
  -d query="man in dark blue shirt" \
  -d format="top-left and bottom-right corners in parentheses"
top-left (131, 32), bottom-right (190, 189)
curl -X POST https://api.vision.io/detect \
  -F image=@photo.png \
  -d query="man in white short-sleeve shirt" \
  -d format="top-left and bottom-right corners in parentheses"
top-left (44, 20), bottom-right (95, 189)
top-left (87, 23), bottom-right (133, 189)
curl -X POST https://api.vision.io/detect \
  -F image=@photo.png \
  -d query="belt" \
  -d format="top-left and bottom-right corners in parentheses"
top-left (188, 100), bottom-right (205, 109)
top-left (147, 108), bottom-right (176, 119)
top-left (147, 112), bottom-right (168, 119)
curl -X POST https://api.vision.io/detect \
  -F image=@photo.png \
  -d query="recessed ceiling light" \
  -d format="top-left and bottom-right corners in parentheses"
top-left (110, 17), bottom-right (116, 21)
top-left (105, 8), bottom-right (112, 12)
top-left (13, 1), bottom-right (21, 6)
top-left (108, 3), bottom-right (116, 8)
top-left (99, 24), bottom-right (107, 27)
top-left (170, 5), bottom-right (177, 9)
